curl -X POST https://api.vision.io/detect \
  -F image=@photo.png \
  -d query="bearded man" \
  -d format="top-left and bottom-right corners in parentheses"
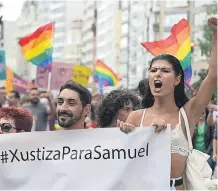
top-left (56, 81), bottom-right (91, 130)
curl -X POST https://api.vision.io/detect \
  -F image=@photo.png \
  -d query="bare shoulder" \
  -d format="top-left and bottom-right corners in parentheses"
top-left (126, 109), bottom-right (145, 126)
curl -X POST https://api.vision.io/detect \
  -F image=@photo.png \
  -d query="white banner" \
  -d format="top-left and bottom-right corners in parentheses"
top-left (0, 127), bottom-right (171, 190)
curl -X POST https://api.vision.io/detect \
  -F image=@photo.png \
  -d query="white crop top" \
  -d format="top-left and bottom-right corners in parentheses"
top-left (140, 108), bottom-right (189, 157)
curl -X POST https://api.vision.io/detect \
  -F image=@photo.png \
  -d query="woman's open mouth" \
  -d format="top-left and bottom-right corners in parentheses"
top-left (154, 80), bottom-right (163, 92)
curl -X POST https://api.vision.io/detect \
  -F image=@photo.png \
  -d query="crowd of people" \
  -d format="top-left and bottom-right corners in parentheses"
top-left (0, 15), bottom-right (217, 190)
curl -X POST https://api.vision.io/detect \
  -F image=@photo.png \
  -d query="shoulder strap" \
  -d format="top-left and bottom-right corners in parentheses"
top-left (140, 109), bottom-right (147, 128)
top-left (180, 107), bottom-right (193, 150)
top-left (179, 109), bottom-right (181, 124)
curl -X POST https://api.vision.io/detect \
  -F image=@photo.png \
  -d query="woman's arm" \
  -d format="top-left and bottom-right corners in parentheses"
top-left (186, 15), bottom-right (217, 127)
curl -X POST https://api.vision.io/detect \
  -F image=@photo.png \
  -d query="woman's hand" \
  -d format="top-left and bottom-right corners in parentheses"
top-left (208, 15), bottom-right (217, 32)
top-left (118, 118), bottom-right (167, 134)
top-left (150, 118), bottom-right (167, 133)
top-left (118, 119), bottom-right (136, 134)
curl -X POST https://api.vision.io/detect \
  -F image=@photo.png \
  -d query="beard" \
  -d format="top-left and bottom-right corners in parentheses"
top-left (31, 97), bottom-right (39, 105)
top-left (57, 110), bottom-right (83, 128)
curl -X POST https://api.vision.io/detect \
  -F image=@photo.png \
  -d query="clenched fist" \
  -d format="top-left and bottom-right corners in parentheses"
top-left (208, 15), bottom-right (217, 32)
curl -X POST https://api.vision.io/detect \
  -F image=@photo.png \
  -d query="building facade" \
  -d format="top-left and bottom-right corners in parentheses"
top-left (64, 19), bottom-right (83, 64)
top-left (81, 1), bottom-right (95, 67)
top-left (81, 0), bottom-right (216, 90)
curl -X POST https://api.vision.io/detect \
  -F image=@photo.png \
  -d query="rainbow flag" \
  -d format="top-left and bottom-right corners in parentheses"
top-left (94, 60), bottom-right (119, 86)
top-left (18, 23), bottom-right (54, 67)
top-left (141, 19), bottom-right (192, 83)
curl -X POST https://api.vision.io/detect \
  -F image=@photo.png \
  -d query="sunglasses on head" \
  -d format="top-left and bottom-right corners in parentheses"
top-left (0, 123), bottom-right (18, 132)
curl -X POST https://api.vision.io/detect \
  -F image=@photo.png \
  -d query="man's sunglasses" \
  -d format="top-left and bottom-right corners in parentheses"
top-left (0, 123), bottom-right (19, 132)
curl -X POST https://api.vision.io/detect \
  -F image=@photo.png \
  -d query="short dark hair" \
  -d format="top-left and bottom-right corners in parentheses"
top-left (30, 87), bottom-right (38, 91)
top-left (138, 79), bottom-right (148, 96)
top-left (10, 90), bottom-right (20, 99)
top-left (40, 90), bottom-right (47, 94)
top-left (90, 104), bottom-right (96, 121)
top-left (59, 80), bottom-right (92, 107)
top-left (97, 89), bottom-right (140, 127)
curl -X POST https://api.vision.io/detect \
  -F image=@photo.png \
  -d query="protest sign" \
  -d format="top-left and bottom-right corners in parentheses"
top-left (72, 65), bottom-right (91, 86)
top-left (0, 127), bottom-right (171, 190)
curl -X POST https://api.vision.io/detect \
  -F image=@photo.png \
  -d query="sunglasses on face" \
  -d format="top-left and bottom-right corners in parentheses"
top-left (0, 123), bottom-right (18, 132)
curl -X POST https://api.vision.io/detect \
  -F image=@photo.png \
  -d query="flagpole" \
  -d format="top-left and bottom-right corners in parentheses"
top-left (99, 75), bottom-right (103, 95)
top-left (185, 81), bottom-right (197, 95)
top-left (91, 2), bottom-right (97, 94)
top-left (47, 72), bottom-right (51, 91)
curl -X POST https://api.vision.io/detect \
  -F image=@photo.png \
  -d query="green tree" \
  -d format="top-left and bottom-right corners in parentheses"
top-left (198, 5), bottom-right (217, 58)
top-left (186, 4), bottom-right (217, 104)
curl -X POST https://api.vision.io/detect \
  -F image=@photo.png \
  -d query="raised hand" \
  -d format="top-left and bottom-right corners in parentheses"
top-left (208, 14), bottom-right (217, 32)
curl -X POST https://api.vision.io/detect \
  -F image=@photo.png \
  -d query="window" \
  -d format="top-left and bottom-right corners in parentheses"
top-left (122, 10), bottom-right (129, 21)
top-left (165, 0), bottom-right (188, 8)
top-left (194, 12), bottom-right (207, 26)
top-left (121, 49), bottom-right (128, 62)
top-left (122, 23), bottom-right (129, 34)
top-left (163, 31), bottom-right (170, 38)
top-left (130, 39), bottom-right (137, 47)
top-left (164, 13), bottom-right (188, 28)
top-left (122, 1), bottom-right (129, 9)
top-left (121, 38), bottom-right (128, 48)
top-left (55, 26), bottom-right (65, 33)
top-left (130, 52), bottom-right (137, 61)
top-left (195, 0), bottom-right (215, 7)
top-left (194, 31), bottom-right (204, 42)
top-left (53, 46), bottom-right (63, 53)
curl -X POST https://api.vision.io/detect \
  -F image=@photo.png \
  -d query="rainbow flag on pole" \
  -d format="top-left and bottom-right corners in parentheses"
top-left (141, 19), bottom-right (192, 84)
top-left (94, 60), bottom-right (119, 87)
top-left (18, 23), bottom-right (54, 67)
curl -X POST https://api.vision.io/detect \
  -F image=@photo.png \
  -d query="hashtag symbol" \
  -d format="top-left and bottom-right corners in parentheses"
top-left (0, 151), bottom-right (8, 164)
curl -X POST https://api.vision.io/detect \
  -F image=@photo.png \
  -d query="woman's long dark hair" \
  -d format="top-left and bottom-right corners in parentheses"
top-left (142, 54), bottom-right (189, 108)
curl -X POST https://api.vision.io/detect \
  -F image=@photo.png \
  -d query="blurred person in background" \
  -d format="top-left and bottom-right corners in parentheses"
top-left (5, 90), bottom-right (20, 107)
top-left (0, 107), bottom-right (33, 134)
top-left (192, 108), bottom-right (216, 173)
top-left (39, 90), bottom-right (48, 99)
top-left (192, 108), bottom-right (215, 153)
top-left (23, 87), bottom-right (55, 131)
top-left (138, 78), bottom-right (148, 98)
top-left (98, 89), bottom-right (140, 128)
top-left (85, 104), bottom-right (97, 128)
top-left (207, 103), bottom-right (218, 125)
top-left (0, 87), bottom-right (6, 106)
top-left (206, 103), bottom-right (218, 176)
top-left (20, 95), bottom-right (30, 107)
top-left (212, 125), bottom-right (217, 179)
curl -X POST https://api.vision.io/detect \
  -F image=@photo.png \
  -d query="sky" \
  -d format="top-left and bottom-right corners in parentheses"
top-left (0, 0), bottom-right (24, 21)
